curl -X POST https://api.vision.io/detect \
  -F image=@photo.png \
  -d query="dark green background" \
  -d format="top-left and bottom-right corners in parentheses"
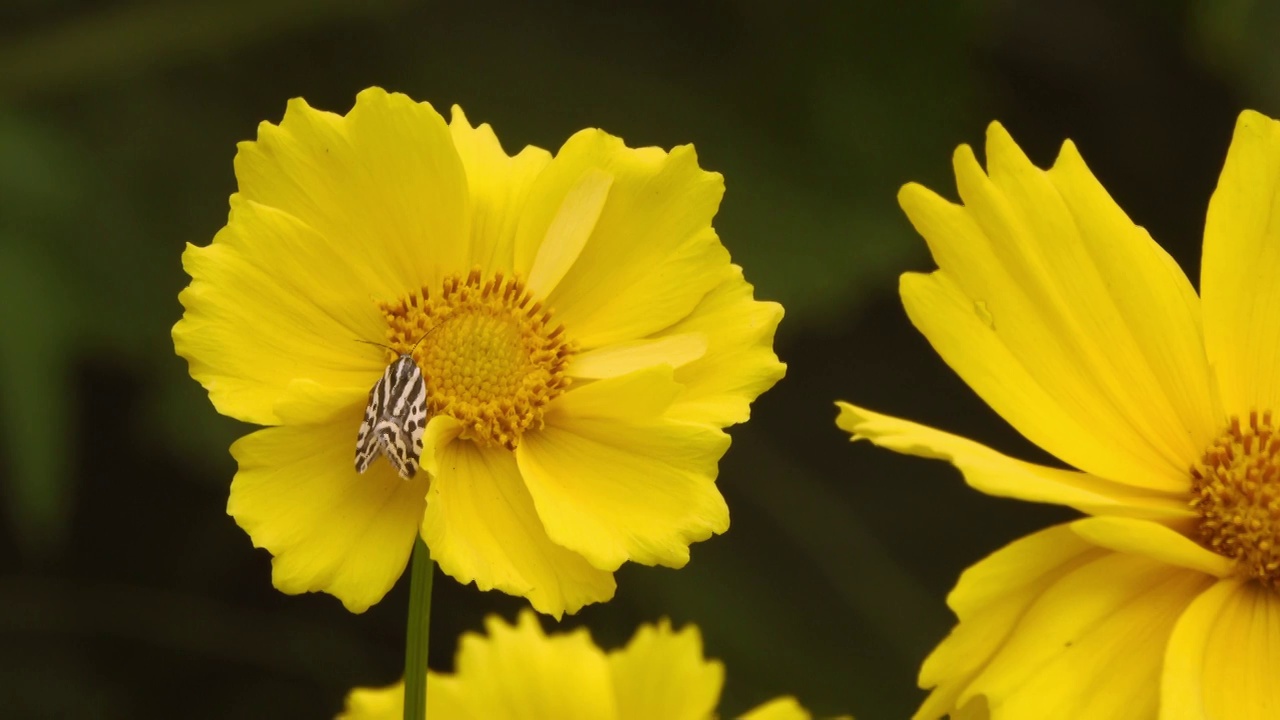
top-left (1, 1), bottom-right (1276, 717)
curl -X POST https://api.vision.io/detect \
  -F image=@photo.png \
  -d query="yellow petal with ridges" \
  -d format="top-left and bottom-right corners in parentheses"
top-left (227, 409), bottom-right (429, 613)
top-left (448, 106), bottom-right (552, 274)
top-left (960, 553), bottom-right (1210, 719)
top-left (1069, 516), bottom-right (1233, 578)
top-left (916, 525), bottom-right (1100, 719)
top-left (450, 612), bottom-right (617, 720)
top-left (518, 367), bottom-right (731, 570)
top-left (525, 168), bottom-right (613, 298)
top-left (897, 268), bottom-right (1151, 487)
top-left (272, 378), bottom-right (369, 425)
top-left (335, 681), bottom-right (406, 720)
top-left (1162, 579), bottom-right (1280, 720)
top-left (174, 197), bottom-right (388, 425)
top-left (568, 333), bottom-right (708, 379)
top-left (233, 88), bottom-right (470, 294)
top-left (562, 226), bottom-right (731, 350)
top-left (336, 680), bottom-right (477, 720)
top-left (983, 126), bottom-right (1212, 461)
top-left (836, 402), bottom-right (1196, 520)
top-left (609, 620), bottom-right (723, 720)
top-left (422, 440), bottom-right (616, 618)
top-left (898, 120), bottom-right (1217, 489)
top-left (1202, 110), bottom-right (1280, 419)
top-left (1046, 140), bottom-right (1218, 439)
top-left (514, 129), bottom-right (729, 348)
top-left (663, 266), bottom-right (786, 428)
top-left (419, 414), bottom-right (462, 478)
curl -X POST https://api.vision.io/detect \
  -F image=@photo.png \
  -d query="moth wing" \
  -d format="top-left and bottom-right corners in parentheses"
top-left (387, 357), bottom-right (428, 480)
top-left (403, 390), bottom-right (428, 478)
top-left (357, 355), bottom-right (428, 480)
top-left (375, 420), bottom-right (418, 480)
top-left (354, 383), bottom-right (383, 474)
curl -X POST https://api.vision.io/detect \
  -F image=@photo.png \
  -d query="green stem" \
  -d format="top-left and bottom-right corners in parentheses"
top-left (403, 536), bottom-right (434, 720)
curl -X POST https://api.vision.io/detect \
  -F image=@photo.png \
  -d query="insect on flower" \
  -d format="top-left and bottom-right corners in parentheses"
top-left (354, 327), bottom-right (439, 480)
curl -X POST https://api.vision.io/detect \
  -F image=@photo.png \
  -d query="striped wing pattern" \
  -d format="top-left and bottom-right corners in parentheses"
top-left (355, 355), bottom-right (428, 480)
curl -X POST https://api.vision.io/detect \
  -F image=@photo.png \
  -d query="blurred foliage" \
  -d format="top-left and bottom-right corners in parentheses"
top-left (0, 0), bottom-right (1272, 717)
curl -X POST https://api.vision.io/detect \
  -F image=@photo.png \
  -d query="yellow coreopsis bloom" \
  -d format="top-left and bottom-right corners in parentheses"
top-left (337, 611), bottom-right (823, 720)
top-left (173, 88), bottom-right (784, 617)
top-left (838, 111), bottom-right (1280, 718)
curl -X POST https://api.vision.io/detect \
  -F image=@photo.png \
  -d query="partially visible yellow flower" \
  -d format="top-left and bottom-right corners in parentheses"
top-left (336, 611), bottom-right (826, 720)
top-left (173, 88), bottom-right (784, 617)
top-left (838, 111), bottom-right (1280, 718)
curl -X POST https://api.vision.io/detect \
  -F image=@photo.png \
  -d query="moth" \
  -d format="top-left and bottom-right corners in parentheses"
top-left (354, 329), bottom-right (437, 480)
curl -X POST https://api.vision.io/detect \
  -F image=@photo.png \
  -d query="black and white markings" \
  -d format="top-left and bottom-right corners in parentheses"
top-left (354, 329), bottom-right (437, 480)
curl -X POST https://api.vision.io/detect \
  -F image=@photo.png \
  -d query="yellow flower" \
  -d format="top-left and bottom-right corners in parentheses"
top-left (838, 111), bottom-right (1280, 718)
top-left (336, 610), bottom-right (823, 720)
top-left (173, 88), bottom-right (784, 617)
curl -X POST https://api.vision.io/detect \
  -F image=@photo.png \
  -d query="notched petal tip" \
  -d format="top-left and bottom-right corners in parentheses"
top-left (283, 95), bottom-right (317, 117)
top-left (274, 95), bottom-right (342, 135)
top-left (834, 400), bottom-right (873, 441)
top-left (668, 142), bottom-right (724, 185)
top-left (449, 104), bottom-right (471, 127)
top-left (1053, 138), bottom-right (1084, 168)
top-left (950, 141), bottom-right (979, 168)
top-left (353, 85), bottom-right (391, 104)
top-left (896, 180), bottom-right (930, 204)
top-left (950, 142), bottom-right (988, 196)
top-left (1236, 108), bottom-right (1280, 133)
top-left (983, 120), bottom-right (1025, 154)
top-left (984, 120), bottom-right (1045, 180)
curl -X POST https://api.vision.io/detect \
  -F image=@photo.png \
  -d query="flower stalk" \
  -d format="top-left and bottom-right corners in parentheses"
top-left (403, 536), bottom-right (433, 720)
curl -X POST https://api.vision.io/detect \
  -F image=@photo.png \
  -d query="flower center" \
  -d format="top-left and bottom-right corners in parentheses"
top-left (1190, 410), bottom-right (1280, 587)
top-left (378, 269), bottom-right (572, 450)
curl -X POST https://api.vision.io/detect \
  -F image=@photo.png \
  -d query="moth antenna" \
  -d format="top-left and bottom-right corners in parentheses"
top-left (355, 321), bottom-right (445, 357)
top-left (354, 338), bottom-right (397, 353)
top-left (406, 322), bottom-right (445, 355)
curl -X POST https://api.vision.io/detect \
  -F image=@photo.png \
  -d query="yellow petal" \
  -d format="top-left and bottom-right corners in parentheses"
top-left (1201, 110), bottom-right (1280, 418)
top-left (662, 266), bottom-right (787, 428)
top-left (916, 525), bottom-right (1100, 719)
top-left (233, 88), bottom-right (470, 294)
top-left (335, 681), bottom-right (406, 720)
top-left (568, 333), bottom-right (708, 379)
top-left (227, 408), bottom-right (429, 613)
top-left (422, 440), bottom-right (615, 618)
top-left (836, 402), bottom-right (1195, 521)
top-left (517, 367), bottom-right (731, 570)
top-left (1162, 579), bottom-right (1280, 720)
top-left (449, 611), bottom-right (617, 720)
top-left (737, 697), bottom-right (815, 720)
top-left (898, 122), bottom-right (1217, 489)
top-left (514, 129), bottom-right (730, 348)
top-left (448, 106), bottom-right (552, 274)
top-left (609, 620), bottom-right (724, 720)
top-left (1069, 516), bottom-right (1233, 578)
top-left (1045, 141), bottom-right (1217, 434)
top-left (956, 549), bottom-right (1210, 719)
top-left (419, 414), bottom-right (463, 478)
top-left (525, 168), bottom-right (613, 297)
top-left (273, 378), bottom-right (369, 425)
top-left (336, 680), bottom-right (476, 720)
top-left (173, 197), bottom-right (389, 424)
